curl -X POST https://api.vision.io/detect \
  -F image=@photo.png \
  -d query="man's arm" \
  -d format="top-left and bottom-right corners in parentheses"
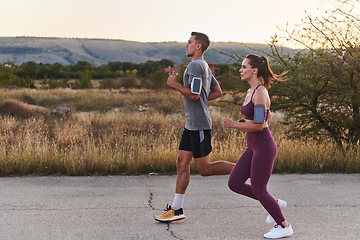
top-left (208, 85), bottom-right (222, 101)
top-left (167, 71), bottom-right (200, 101)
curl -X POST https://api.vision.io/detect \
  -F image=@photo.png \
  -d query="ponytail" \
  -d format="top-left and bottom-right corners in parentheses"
top-left (246, 54), bottom-right (284, 89)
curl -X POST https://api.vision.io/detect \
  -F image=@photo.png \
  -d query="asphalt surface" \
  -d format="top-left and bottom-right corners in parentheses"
top-left (0, 174), bottom-right (359, 240)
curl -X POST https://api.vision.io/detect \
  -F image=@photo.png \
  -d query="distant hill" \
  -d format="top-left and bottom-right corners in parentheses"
top-left (0, 37), bottom-right (298, 66)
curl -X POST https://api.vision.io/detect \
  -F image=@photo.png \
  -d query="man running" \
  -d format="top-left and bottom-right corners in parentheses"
top-left (155, 32), bottom-right (235, 222)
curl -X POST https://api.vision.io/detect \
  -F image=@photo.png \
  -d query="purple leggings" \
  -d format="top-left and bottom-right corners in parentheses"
top-left (228, 128), bottom-right (285, 224)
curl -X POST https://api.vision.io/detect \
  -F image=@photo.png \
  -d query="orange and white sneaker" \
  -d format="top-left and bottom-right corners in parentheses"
top-left (154, 204), bottom-right (185, 222)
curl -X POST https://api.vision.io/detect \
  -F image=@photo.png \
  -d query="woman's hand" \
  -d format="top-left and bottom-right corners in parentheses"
top-left (222, 118), bottom-right (236, 128)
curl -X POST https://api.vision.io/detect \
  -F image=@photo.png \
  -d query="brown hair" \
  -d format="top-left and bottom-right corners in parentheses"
top-left (191, 32), bottom-right (210, 53)
top-left (246, 54), bottom-right (281, 89)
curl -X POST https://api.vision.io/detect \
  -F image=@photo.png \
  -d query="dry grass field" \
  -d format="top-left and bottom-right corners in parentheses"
top-left (0, 88), bottom-right (359, 176)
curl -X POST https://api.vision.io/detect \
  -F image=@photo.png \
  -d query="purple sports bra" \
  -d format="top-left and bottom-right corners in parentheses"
top-left (241, 84), bottom-right (270, 121)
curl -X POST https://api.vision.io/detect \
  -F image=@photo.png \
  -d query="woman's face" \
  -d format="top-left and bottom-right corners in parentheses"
top-left (239, 58), bottom-right (254, 81)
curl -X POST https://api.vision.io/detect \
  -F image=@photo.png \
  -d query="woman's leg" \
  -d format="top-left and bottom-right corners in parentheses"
top-left (228, 147), bottom-right (258, 199)
top-left (250, 137), bottom-right (285, 224)
top-left (228, 131), bottom-right (286, 225)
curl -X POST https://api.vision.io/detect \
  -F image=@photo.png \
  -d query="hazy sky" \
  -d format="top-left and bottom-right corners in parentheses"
top-left (1, 0), bottom-right (356, 46)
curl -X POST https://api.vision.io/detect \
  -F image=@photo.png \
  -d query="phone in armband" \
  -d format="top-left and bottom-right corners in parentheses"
top-left (253, 105), bottom-right (266, 123)
top-left (191, 77), bottom-right (202, 94)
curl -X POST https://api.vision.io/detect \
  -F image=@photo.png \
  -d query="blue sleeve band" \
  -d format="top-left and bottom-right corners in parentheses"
top-left (253, 105), bottom-right (265, 123)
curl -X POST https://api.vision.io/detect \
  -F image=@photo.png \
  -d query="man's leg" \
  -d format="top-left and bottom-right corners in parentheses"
top-left (170, 150), bottom-right (193, 210)
top-left (194, 155), bottom-right (234, 176)
top-left (154, 150), bottom-right (192, 222)
top-left (175, 150), bottom-right (193, 194)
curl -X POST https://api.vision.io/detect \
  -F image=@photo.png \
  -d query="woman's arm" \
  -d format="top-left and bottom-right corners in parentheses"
top-left (222, 118), bottom-right (266, 132)
top-left (222, 86), bottom-right (270, 132)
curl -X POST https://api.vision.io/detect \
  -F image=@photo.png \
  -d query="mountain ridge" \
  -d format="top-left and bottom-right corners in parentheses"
top-left (0, 37), bottom-right (297, 66)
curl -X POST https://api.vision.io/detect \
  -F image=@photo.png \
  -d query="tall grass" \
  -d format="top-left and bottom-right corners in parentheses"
top-left (0, 88), bottom-right (359, 176)
top-left (0, 88), bottom-right (184, 113)
top-left (0, 111), bottom-right (183, 176)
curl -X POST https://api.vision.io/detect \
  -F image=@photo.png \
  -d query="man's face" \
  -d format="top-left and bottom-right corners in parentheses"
top-left (185, 35), bottom-right (199, 57)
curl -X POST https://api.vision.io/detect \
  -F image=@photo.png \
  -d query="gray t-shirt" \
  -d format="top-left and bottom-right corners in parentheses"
top-left (183, 57), bottom-right (219, 131)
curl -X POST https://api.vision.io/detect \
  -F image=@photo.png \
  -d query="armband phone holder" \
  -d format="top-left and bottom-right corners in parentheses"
top-left (191, 77), bottom-right (202, 94)
top-left (253, 105), bottom-right (265, 123)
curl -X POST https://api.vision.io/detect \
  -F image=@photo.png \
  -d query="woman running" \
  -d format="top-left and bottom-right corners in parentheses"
top-left (222, 54), bottom-right (293, 239)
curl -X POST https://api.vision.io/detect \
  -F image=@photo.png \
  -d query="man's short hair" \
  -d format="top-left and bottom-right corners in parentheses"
top-left (191, 32), bottom-right (210, 53)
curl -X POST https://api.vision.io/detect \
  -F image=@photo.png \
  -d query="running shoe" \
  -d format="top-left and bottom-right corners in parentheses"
top-left (264, 224), bottom-right (293, 239)
top-left (266, 199), bottom-right (287, 223)
top-left (154, 204), bottom-right (185, 222)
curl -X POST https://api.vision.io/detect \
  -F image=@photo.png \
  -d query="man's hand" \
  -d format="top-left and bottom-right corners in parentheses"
top-left (208, 85), bottom-right (222, 101)
top-left (167, 71), bottom-right (178, 88)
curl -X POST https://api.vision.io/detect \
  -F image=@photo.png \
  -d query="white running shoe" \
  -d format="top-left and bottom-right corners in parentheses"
top-left (264, 224), bottom-right (293, 239)
top-left (266, 199), bottom-right (287, 223)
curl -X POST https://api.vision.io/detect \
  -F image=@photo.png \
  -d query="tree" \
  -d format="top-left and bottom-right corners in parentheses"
top-left (72, 70), bottom-right (93, 89)
top-left (107, 61), bottom-right (123, 72)
top-left (218, 0), bottom-right (360, 151)
top-left (0, 63), bottom-right (18, 87)
top-left (37, 63), bottom-right (50, 79)
top-left (49, 63), bottom-right (64, 79)
top-left (217, 72), bottom-right (248, 92)
top-left (216, 63), bottom-right (239, 75)
top-left (215, 63), bottom-right (246, 92)
top-left (16, 61), bottom-right (39, 79)
top-left (158, 59), bottom-right (175, 68)
top-left (137, 59), bottom-right (175, 77)
top-left (266, 0), bottom-right (360, 151)
top-left (137, 61), bottom-right (156, 77)
top-left (122, 62), bottom-right (137, 72)
top-left (147, 69), bottom-right (168, 89)
top-left (71, 61), bottom-right (93, 72)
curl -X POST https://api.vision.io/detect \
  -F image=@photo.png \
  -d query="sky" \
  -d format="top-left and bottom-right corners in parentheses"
top-left (1, 0), bottom-right (358, 47)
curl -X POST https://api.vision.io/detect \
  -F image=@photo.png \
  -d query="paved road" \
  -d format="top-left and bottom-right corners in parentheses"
top-left (0, 174), bottom-right (359, 239)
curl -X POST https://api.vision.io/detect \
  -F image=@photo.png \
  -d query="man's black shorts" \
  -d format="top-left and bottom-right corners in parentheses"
top-left (179, 128), bottom-right (212, 158)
